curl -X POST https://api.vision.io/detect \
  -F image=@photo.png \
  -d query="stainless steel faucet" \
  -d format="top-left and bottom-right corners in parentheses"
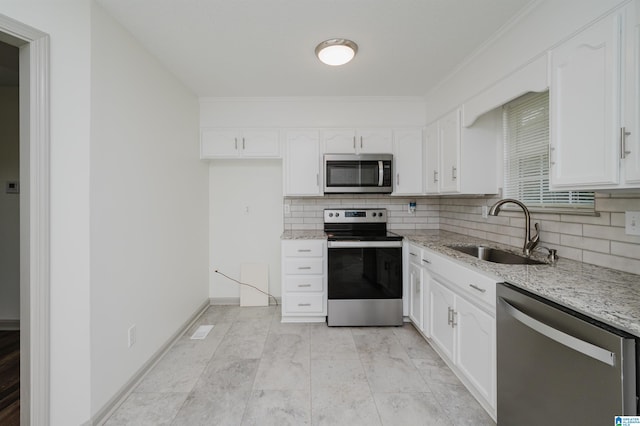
top-left (488, 198), bottom-right (540, 257)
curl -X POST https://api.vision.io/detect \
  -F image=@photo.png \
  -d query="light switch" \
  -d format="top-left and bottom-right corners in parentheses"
top-left (625, 211), bottom-right (640, 236)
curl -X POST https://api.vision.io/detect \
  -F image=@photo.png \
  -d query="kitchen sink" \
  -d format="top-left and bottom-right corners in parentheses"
top-left (447, 245), bottom-right (545, 265)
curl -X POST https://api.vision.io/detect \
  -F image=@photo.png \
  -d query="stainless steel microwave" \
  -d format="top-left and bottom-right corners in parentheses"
top-left (324, 154), bottom-right (393, 194)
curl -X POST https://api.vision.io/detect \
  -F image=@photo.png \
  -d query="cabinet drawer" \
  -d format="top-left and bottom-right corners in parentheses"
top-left (455, 269), bottom-right (497, 308)
top-left (283, 241), bottom-right (325, 257)
top-left (407, 244), bottom-right (423, 267)
top-left (284, 258), bottom-right (323, 275)
top-left (284, 276), bottom-right (324, 292)
top-left (422, 248), bottom-right (497, 309)
top-left (284, 293), bottom-right (324, 313)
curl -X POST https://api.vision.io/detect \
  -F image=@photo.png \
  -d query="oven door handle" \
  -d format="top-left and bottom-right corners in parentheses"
top-left (378, 160), bottom-right (384, 186)
top-left (328, 240), bottom-right (403, 248)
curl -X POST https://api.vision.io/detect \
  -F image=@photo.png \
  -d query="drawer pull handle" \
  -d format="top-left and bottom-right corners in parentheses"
top-left (298, 266), bottom-right (312, 270)
top-left (298, 249), bottom-right (312, 252)
top-left (298, 284), bottom-right (312, 287)
top-left (469, 284), bottom-right (486, 293)
top-left (298, 303), bottom-right (311, 307)
top-left (421, 258), bottom-right (431, 264)
top-left (409, 252), bottom-right (417, 257)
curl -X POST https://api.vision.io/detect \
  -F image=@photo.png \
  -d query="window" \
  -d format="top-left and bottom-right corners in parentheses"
top-left (503, 91), bottom-right (594, 211)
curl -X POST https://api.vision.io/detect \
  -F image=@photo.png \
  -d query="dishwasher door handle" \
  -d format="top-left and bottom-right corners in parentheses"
top-left (499, 298), bottom-right (616, 367)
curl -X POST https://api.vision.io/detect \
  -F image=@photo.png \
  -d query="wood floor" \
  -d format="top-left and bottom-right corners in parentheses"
top-left (0, 331), bottom-right (19, 426)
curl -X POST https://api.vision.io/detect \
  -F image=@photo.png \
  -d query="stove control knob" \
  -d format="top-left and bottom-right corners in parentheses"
top-left (336, 212), bottom-right (340, 217)
top-left (328, 213), bottom-right (333, 217)
top-left (378, 211), bottom-right (384, 217)
top-left (372, 212), bottom-right (377, 217)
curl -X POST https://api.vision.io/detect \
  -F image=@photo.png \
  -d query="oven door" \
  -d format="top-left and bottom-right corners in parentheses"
top-left (327, 241), bottom-right (403, 300)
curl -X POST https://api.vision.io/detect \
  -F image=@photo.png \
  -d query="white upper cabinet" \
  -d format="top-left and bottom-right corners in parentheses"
top-left (439, 110), bottom-right (461, 193)
top-left (284, 130), bottom-right (322, 196)
top-left (424, 122), bottom-right (440, 194)
top-left (623, 2), bottom-right (640, 185)
top-left (323, 128), bottom-right (393, 154)
top-left (549, 10), bottom-right (621, 188)
top-left (392, 129), bottom-right (424, 195)
top-left (425, 108), bottom-right (499, 195)
top-left (201, 128), bottom-right (281, 159)
top-left (549, 2), bottom-right (640, 190)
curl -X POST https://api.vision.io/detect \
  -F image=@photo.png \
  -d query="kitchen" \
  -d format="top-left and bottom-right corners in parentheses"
top-left (2, 0), bottom-right (640, 425)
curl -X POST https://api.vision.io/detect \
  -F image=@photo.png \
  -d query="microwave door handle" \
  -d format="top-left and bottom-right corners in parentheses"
top-left (378, 161), bottom-right (384, 186)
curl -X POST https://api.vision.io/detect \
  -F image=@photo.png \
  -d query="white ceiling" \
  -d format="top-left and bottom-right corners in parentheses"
top-left (96, 0), bottom-right (532, 97)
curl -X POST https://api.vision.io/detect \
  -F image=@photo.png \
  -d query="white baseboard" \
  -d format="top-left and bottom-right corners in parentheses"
top-left (90, 299), bottom-right (210, 426)
top-left (0, 320), bottom-right (20, 331)
top-left (209, 297), bottom-right (281, 306)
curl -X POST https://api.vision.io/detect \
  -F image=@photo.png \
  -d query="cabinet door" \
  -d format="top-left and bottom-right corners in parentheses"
top-left (439, 109), bottom-right (461, 193)
top-left (393, 129), bottom-right (424, 195)
top-left (323, 129), bottom-right (357, 153)
top-left (623, 2), bottom-right (640, 184)
top-left (358, 129), bottom-right (393, 153)
top-left (241, 129), bottom-right (281, 157)
top-left (201, 129), bottom-right (239, 158)
top-left (424, 122), bottom-right (440, 194)
top-left (408, 262), bottom-right (423, 331)
top-left (455, 296), bottom-right (495, 409)
top-left (549, 12), bottom-right (621, 188)
top-left (430, 279), bottom-right (455, 360)
top-left (284, 131), bottom-right (322, 196)
top-left (421, 266), bottom-right (432, 339)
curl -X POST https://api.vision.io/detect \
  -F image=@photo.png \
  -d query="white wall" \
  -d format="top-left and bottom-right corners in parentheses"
top-left (200, 97), bottom-right (427, 128)
top-left (209, 160), bottom-right (282, 299)
top-left (425, 0), bottom-right (626, 122)
top-left (0, 1), bottom-right (93, 424)
top-left (90, 2), bottom-right (208, 416)
top-left (0, 86), bottom-right (19, 324)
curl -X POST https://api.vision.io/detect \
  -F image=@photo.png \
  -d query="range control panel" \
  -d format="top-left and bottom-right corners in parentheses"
top-left (324, 208), bottom-right (387, 223)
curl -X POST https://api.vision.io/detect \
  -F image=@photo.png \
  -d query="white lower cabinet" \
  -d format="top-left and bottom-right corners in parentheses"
top-left (407, 244), bottom-right (497, 420)
top-left (408, 261), bottom-right (424, 331)
top-left (429, 279), bottom-right (456, 361)
top-left (281, 239), bottom-right (327, 322)
top-left (455, 296), bottom-right (495, 407)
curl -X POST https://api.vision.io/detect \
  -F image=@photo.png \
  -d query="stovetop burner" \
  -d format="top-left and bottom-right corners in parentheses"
top-left (324, 208), bottom-right (402, 242)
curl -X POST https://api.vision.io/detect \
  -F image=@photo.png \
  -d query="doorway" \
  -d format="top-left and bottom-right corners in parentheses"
top-left (0, 14), bottom-right (51, 425)
top-left (0, 39), bottom-right (20, 425)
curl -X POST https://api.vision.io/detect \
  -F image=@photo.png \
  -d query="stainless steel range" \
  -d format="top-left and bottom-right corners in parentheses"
top-left (324, 208), bottom-right (403, 326)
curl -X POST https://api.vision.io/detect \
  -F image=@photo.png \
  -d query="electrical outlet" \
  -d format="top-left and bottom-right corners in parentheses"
top-left (626, 211), bottom-right (640, 236)
top-left (284, 204), bottom-right (291, 214)
top-left (482, 205), bottom-right (489, 219)
top-left (128, 325), bottom-right (136, 348)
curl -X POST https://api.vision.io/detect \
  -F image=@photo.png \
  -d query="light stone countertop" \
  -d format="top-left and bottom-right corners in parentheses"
top-left (281, 230), bottom-right (327, 240)
top-left (280, 228), bottom-right (640, 337)
top-left (396, 230), bottom-right (640, 338)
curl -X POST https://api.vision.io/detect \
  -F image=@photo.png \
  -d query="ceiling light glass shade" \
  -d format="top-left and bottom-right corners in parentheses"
top-left (315, 39), bottom-right (358, 66)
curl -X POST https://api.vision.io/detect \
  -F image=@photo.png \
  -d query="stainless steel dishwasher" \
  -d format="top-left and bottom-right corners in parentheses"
top-left (497, 283), bottom-right (638, 425)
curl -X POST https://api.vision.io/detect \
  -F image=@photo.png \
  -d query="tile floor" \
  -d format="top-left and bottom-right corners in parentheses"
top-left (104, 305), bottom-right (495, 426)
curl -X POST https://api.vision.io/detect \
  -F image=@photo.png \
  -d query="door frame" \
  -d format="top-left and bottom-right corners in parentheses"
top-left (0, 14), bottom-right (50, 425)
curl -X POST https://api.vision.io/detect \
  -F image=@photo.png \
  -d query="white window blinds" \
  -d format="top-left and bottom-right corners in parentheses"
top-left (503, 91), bottom-right (594, 210)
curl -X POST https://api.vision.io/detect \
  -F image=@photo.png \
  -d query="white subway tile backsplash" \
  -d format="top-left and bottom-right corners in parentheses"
top-left (611, 241), bottom-right (640, 260)
top-left (559, 235), bottom-right (610, 254)
top-left (285, 193), bottom-right (640, 274)
top-left (583, 251), bottom-right (640, 275)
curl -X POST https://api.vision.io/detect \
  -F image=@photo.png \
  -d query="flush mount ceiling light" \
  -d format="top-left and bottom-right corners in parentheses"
top-left (315, 38), bottom-right (358, 66)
